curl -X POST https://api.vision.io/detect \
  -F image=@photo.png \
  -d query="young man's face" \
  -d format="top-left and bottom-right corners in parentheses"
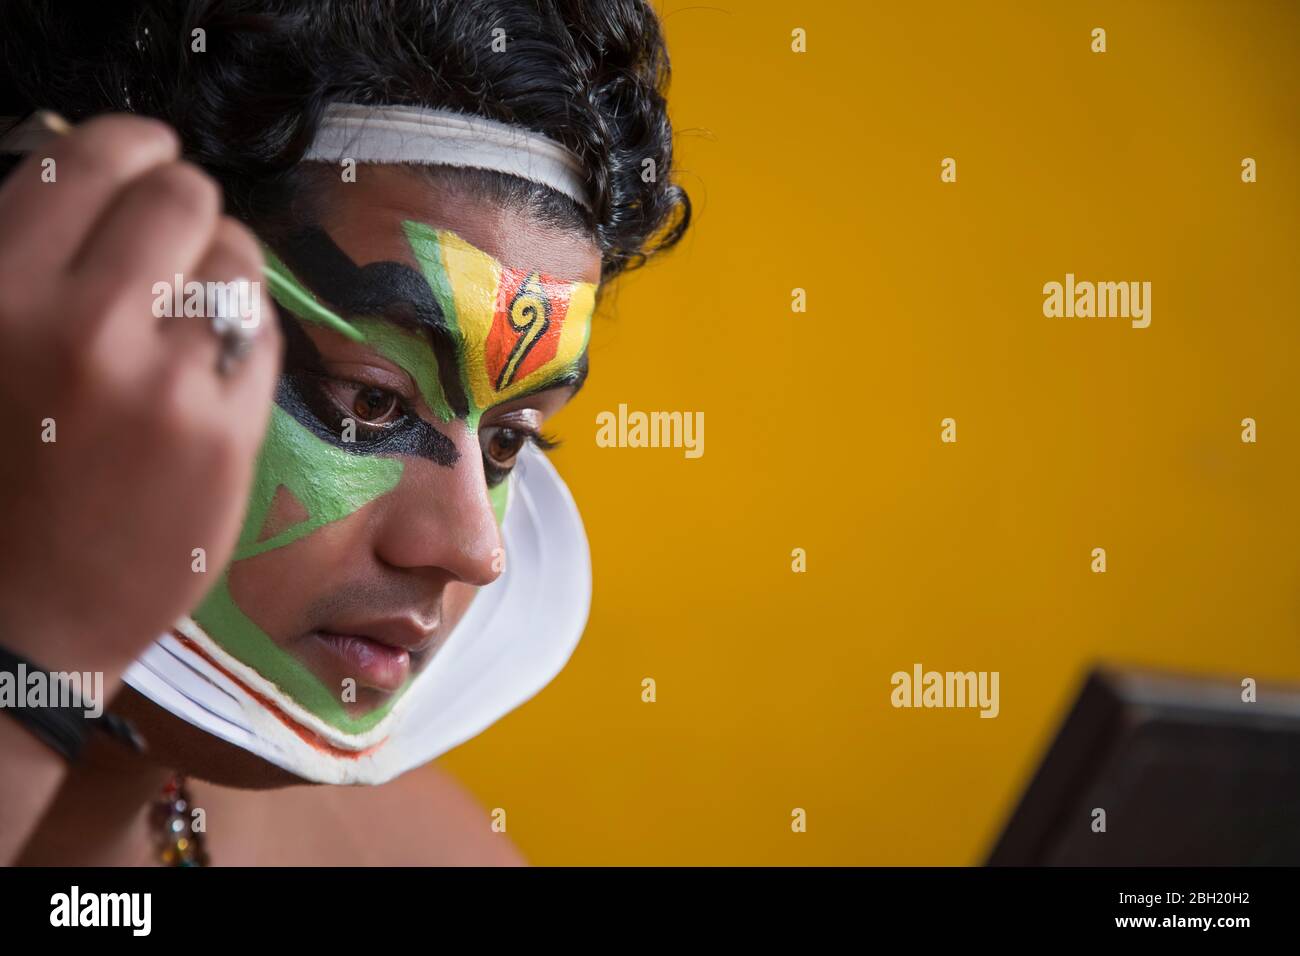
top-left (191, 166), bottom-right (600, 736)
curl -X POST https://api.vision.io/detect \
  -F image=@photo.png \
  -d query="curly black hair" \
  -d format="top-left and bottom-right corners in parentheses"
top-left (0, 0), bottom-right (689, 281)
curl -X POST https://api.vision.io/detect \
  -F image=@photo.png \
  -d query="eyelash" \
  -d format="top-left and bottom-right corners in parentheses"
top-left (481, 426), bottom-right (560, 487)
top-left (307, 375), bottom-right (406, 441)
top-left (309, 375), bottom-right (559, 485)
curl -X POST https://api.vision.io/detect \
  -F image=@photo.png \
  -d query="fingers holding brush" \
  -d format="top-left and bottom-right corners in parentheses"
top-left (0, 111), bottom-right (281, 675)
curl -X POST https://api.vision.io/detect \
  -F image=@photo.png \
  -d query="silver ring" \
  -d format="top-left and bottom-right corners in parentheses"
top-left (209, 278), bottom-right (259, 376)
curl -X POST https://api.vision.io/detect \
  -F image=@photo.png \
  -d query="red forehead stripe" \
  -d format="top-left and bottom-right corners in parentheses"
top-left (486, 267), bottom-right (573, 392)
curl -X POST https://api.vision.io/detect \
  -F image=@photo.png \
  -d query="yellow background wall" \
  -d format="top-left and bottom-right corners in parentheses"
top-left (439, 0), bottom-right (1300, 864)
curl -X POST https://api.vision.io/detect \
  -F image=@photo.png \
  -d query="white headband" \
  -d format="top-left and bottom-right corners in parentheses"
top-left (303, 103), bottom-right (593, 210)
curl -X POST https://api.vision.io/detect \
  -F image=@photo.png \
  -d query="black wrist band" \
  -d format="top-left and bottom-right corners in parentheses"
top-left (0, 644), bottom-right (146, 762)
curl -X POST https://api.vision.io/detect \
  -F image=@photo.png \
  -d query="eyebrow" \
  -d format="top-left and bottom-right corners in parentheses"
top-left (274, 224), bottom-right (592, 414)
top-left (351, 292), bottom-right (590, 411)
top-left (275, 226), bottom-right (470, 417)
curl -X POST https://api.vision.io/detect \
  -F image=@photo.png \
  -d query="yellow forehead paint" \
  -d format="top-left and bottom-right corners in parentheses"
top-left (402, 221), bottom-right (595, 429)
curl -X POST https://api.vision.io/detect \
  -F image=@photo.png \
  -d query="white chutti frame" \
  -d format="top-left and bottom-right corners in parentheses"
top-left (122, 445), bottom-right (591, 785)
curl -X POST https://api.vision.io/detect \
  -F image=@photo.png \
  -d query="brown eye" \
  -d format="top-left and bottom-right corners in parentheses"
top-left (480, 426), bottom-right (529, 468)
top-left (351, 386), bottom-right (398, 423)
top-left (321, 381), bottom-right (403, 426)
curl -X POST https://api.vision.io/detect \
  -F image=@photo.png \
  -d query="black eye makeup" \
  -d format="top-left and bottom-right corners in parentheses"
top-left (282, 370), bottom-right (445, 456)
top-left (276, 313), bottom-right (460, 467)
top-left (314, 377), bottom-right (407, 440)
top-left (277, 311), bottom-right (565, 483)
top-left (281, 366), bottom-right (561, 486)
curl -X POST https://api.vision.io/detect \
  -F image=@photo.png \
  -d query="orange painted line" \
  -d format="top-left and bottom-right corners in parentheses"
top-left (172, 632), bottom-right (386, 760)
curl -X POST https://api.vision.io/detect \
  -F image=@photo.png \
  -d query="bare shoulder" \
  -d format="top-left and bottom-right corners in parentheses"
top-left (321, 764), bottom-right (528, 866)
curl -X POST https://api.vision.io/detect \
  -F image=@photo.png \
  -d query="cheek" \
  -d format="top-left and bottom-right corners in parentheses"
top-left (254, 483), bottom-right (310, 544)
top-left (488, 476), bottom-right (509, 527)
top-left (225, 513), bottom-right (372, 647)
top-left (199, 404), bottom-right (403, 652)
top-left (239, 404), bottom-right (405, 559)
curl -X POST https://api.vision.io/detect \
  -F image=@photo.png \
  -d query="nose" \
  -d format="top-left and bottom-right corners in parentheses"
top-left (370, 428), bottom-right (503, 587)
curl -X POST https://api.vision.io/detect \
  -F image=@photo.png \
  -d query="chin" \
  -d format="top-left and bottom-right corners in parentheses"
top-left (136, 617), bottom-right (427, 786)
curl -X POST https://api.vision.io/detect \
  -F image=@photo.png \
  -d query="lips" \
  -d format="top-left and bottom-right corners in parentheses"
top-left (311, 616), bottom-right (440, 693)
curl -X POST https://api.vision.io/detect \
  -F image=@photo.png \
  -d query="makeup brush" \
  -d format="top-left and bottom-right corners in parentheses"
top-left (0, 110), bottom-right (72, 153)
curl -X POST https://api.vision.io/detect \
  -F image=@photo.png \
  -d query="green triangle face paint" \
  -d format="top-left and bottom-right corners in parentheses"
top-left (188, 225), bottom-right (593, 736)
top-left (193, 405), bottom-right (406, 734)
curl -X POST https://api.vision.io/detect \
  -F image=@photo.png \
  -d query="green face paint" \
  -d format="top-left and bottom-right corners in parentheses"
top-left (401, 221), bottom-right (596, 432)
top-left (263, 248), bottom-right (364, 343)
top-left (193, 405), bottom-right (405, 733)
top-left (193, 224), bottom-right (595, 734)
top-left (349, 317), bottom-right (454, 423)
